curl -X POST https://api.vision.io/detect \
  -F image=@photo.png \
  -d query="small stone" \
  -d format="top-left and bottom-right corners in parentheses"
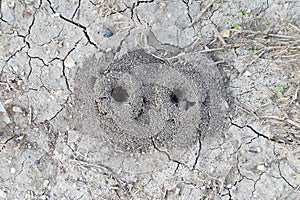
top-left (4, 99), bottom-right (13, 105)
top-left (244, 70), bottom-right (252, 77)
top-left (102, 28), bottom-right (114, 37)
top-left (27, 142), bottom-right (32, 149)
top-left (15, 135), bottom-right (25, 143)
top-left (51, 13), bottom-right (60, 18)
top-left (17, 79), bottom-right (23, 86)
top-left (10, 167), bottom-right (16, 174)
top-left (249, 146), bottom-right (261, 153)
top-left (256, 164), bottom-right (266, 171)
top-left (226, 184), bottom-right (232, 189)
top-left (200, 186), bottom-right (206, 191)
top-left (34, 159), bottom-right (40, 165)
top-left (0, 132), bottom-right (4, 137)
top-left (22, 10), bottom-right (32, 18)
top-left (220, 29), bottom-right (230, 38)
top-left (283, 3), bottom-right (289, 9)
top-left (64, 56), bottom-right (75, 68)
top-left (12, 106), bottom-right (23, 113)
top-left (32, 142), bottom-right (37, 149)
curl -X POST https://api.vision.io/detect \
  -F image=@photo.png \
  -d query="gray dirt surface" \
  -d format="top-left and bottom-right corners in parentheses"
top-left (0, 0), bottom-right (299, 199)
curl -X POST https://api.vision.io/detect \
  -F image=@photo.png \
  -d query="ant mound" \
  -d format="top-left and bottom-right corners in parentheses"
top-left (73, 50), bottom-right (229, 151)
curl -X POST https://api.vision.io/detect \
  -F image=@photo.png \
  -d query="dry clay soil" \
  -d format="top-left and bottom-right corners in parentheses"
top-left (0, 0), bottom-right (300, 199)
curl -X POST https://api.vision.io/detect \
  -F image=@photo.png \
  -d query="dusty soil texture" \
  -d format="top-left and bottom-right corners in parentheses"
top-left (0, 0), bottom-right (299, 199)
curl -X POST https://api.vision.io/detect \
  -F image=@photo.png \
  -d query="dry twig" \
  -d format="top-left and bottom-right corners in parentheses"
top-left (230, 29), bottom-right (299, 39)
top-left (260, 115), bottom-right (300, 129)
top-left (211, 24), bottom-right (227, 46)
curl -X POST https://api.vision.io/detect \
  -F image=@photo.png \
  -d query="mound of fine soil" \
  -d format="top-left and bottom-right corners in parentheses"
top-left (73, 50), bottom-right (229, 151)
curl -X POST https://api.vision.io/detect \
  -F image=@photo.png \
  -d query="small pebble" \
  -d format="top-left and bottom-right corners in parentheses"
top-left (12, 106), bottom-right (22, 113)
top-left (26, 142), bottom-right (32, 149)
top-left (244, 70), bottom-right (252, 77)
top-left (34, 159), bottom-right (40, 165)
top-left (0, 132), bottom-right (4, 137)
top-left (64, 57), bottom-right (75, 68)
top-left (220, 29), bottom-right (230, 38)
top-left (102, 28), bottom-right (114, 37)
top-left (22, 10), bottom-right (32, 18)
top-left (249, 146), bottom-right (261, 153)
top-left (257, 164), bottom-right (266, 171)
top-left (51, 13), bottom-right (60, 18)
top-left (10, 167), bottom-right (16, 174)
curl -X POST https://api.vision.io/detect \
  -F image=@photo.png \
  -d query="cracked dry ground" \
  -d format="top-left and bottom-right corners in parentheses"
top-left (0, 0), bottom-right (299, 199)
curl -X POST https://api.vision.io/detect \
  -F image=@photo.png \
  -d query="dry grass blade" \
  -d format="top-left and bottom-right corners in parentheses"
top-left (260, 115), bottom-right (300, 129)
top-left (211, 23), bottom-right (227, 46)
top-left (287, 23), bottom-right (300, 33)
top-left (230, 29), bottom-right (299, 39)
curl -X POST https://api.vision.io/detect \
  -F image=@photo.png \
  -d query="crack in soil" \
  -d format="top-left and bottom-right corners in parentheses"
top-left (230, 120), bottom-right (287, 145)
top-left (229, 125), bottom-right (258, 156)
top-left (192, 129), bottom-right (202, 170)
top-left (278, 162), bottom-right (296, 189)
top-left (60, 39), bottom-right (81, 93)
top-left (48, 105), bottom-right (65, 121)
top-left (181, 0), bottom-right (193, 24)
top-left (131, 0), bottom-right (154, 19)
top-left (251, 171), bottom-right (264, 198)
top-left (151, 139), bottom-right (184, 167)
top-left (71, 0), bottom-right (81, 20)
top-left (116, 26), bottom-right (134, 53)
top-left (46, 0), bottom-right (98, 49)
top-left (3, 45), bottom-right (27, 64)
top-left (0, 135), bottom-right (16, 153)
